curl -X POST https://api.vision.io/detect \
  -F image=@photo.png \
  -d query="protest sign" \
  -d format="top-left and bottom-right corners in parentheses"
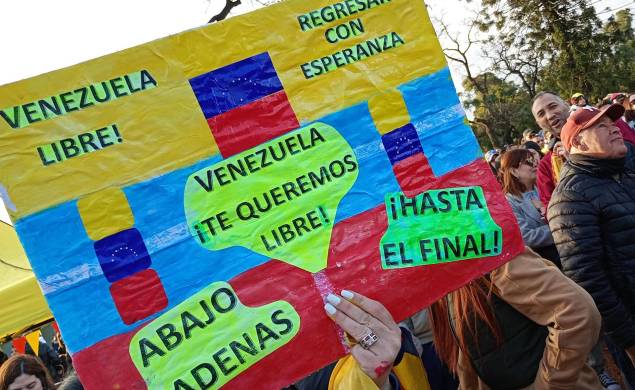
top-left (0, 0), bottom-right (524, 388)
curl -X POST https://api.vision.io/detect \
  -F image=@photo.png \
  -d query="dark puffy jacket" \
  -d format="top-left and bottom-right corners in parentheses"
top-left (548, 145), bottom-right (635, 349)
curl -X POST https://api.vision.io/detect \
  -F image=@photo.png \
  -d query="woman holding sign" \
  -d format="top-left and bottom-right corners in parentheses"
top-left (289, 291), bottom-right (430, 390)
top-left (429, 248), bottom-right (603, 389)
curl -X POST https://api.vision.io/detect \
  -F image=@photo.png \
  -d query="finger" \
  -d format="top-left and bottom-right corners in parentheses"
top-left (340, 290), bottom-right (397, 330)
top-left (326, 293), bottom-right (390, 333)
top-left (324, 303), bottom-right (372, 342)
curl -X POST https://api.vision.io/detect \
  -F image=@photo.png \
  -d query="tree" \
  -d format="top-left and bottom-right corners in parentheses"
top-left (208, 0), bottom-right (242, 23)
top-left (436, 17), bottom-right (534, 148)
top-left (475, 0), bottom-right (635, 101)
top-left (595, 9), bottom-right (635, 93)
top-left (208, 0), bottom-right (280, 24)
top-left (439, 0), bottom-right (635, 151)
top-left (462, 73), bottom-right (535, 148)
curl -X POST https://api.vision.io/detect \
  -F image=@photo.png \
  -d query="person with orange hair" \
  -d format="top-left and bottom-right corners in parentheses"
top-left (429, 248), bottom-right (602, 389)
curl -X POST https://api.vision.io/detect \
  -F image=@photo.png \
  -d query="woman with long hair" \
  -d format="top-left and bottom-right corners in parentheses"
top-left (0, 354), bottom-right (56, 390)
top-left (429, 248), bottom-right (602, 389)
top-left (500, 149), bottom-right (561, 267)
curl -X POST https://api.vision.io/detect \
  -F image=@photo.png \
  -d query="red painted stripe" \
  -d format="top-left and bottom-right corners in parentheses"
top-left (392, 152), bottom-right (435, 197)
top-left (72, 159), bottom-right (524, 390)
top-left (110, 269), bottom-right (168, 325)
top-left (207, 90), bottom-right (299, 158)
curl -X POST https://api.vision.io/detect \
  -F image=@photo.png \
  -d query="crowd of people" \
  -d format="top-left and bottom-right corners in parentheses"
top-left (287, 91), bottom-right (635, 389)
top-left (2, 92), bottom-right (635, 390)
top-left (477, 91), bottom-right (635, 389)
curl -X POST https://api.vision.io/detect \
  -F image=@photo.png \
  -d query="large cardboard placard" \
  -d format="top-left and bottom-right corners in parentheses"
top-left (0, 0), bottom-right (524, 388)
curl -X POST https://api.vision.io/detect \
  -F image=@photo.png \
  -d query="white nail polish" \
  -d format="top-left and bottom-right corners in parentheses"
top-left (341, 290), bottom-right (354, 300)
top-left (326, 293), bottom-right (341, 305)
top-left (324, 303), bottom-right (337, 315)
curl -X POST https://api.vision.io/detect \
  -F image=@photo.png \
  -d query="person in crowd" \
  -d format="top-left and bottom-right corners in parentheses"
top-left (522, 129), bottom-right (544, 147)
top-left (531, 92), bottom-right (571, 208)
top-left (521, 140), bottom-right (544, 159)
top-left (607, 93), bottom-right (635, 137)
top-left (52, 333), bottom-right (70, 378)
top-left (401, 309), bottom-right (459, 389)
top-left (25, 339), bottom-right (63, 383)
top-left (541, 130), bottom-right (554, 154)
top-left (532, 91), bottom-right (635, 210)
top-left (485, 149), bottom-right (501, 176)
top-left (58, 371), bottom-right (83, 390)
top-left (500, 149), bottom-right (560, 266)
top-left (623, 94), bottom-right (635, 130)
top-left (429, 247), bottom-right (602, 389)
top-left (597, 97), bottom-right (613, 109)
top-left (0, 352), bottom-right (7, 368)
top-left (608, 92), bottom-right (627, 105)
top-left (289, 291), bottom-right (430, 389)
top-left (548, 103), bottom-right (635, 388)
top-left (0, 354), bottom-right (56, 390)
top-left (570, 93), bottom-right (591, 112)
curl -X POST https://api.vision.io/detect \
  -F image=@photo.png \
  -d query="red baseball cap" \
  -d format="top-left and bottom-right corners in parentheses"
top-left (560, 104), bottom-right (625, 151)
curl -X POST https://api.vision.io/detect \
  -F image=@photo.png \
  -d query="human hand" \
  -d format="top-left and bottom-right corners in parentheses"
top-left (324, 290), bottom-right (402, 388)
top-left (554, 142), bottom-right (568, 159)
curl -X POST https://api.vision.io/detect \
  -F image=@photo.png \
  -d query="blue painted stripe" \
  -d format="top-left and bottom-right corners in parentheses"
top-left (381, 123), bottom-right (424, 165)
top-left (189, 52), bottom-right (283, 118)
top-left (399, 67), bottom-right (482, 176)
top-left (93, 228), bottom-right (151, 283)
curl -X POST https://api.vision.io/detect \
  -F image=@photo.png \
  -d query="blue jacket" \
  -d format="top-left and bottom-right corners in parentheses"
top-left (506, 191), bottom-right (554, 249)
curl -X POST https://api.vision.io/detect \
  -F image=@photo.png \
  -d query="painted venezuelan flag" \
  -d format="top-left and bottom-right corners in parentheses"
top-left (189, 52), bottom-right (299, 157)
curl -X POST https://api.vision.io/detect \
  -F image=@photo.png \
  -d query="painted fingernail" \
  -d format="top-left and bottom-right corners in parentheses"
top-left (341, 290), bottom-right (354, 300)
top-left (326, 293), bottom-right (341, 305)
top-left (324, 303), bottom-right (337, 315)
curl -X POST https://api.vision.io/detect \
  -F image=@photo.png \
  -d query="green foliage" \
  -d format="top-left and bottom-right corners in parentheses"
top-left (462, 73), bottom-right (535, 148)
top-left (449, 1), bottom-right (634, 148)
top-left (482, 0), bottom-right (634, 97)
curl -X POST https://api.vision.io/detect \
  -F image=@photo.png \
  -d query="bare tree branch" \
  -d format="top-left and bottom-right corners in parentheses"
top-left (470, 119), bottom-right (499, 148)
top-left (209, 0), bottom-right (242, 23)
top-left (435, 17), bottom-right (487, 96)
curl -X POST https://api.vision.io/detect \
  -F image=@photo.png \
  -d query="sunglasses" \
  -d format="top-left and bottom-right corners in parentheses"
top-left (520, 158), bottom-right (535, 167)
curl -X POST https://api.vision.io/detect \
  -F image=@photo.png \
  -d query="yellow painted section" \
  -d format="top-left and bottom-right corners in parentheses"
top-left (369, 89), bottom-right (411, 135)
top-left (0, 0), bottom-right (446, 220)
top-left (77, 188), bottom-right (134, 241)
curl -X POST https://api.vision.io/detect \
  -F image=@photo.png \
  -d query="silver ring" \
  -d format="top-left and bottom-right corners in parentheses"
top-left (359, 330), bottom-right (379, 349)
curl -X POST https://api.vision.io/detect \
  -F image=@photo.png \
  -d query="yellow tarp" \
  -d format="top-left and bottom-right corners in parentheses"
top-left (0, 221), bottom-right (52, 339)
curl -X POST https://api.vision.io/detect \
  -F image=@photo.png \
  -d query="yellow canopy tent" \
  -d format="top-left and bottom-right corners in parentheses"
top-left (0, 221), bottom-right (53, 340)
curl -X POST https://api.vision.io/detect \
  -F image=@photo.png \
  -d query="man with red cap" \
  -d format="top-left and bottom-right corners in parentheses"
top-left (548, 103), bottom-right (635, 387)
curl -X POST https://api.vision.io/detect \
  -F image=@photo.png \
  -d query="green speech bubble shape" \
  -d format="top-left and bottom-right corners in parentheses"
top-left (184, 123), bottom-right (358, 273)
top-left (380, 186), bottom-right (502, 269)
top-left (129, 281), bottom-right (300, 389)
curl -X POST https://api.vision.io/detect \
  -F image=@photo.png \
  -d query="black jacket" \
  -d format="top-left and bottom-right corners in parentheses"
top-left (548, 146), bottom-right (635, 349)
top-left (458, 293), bottom-right (547, 389)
